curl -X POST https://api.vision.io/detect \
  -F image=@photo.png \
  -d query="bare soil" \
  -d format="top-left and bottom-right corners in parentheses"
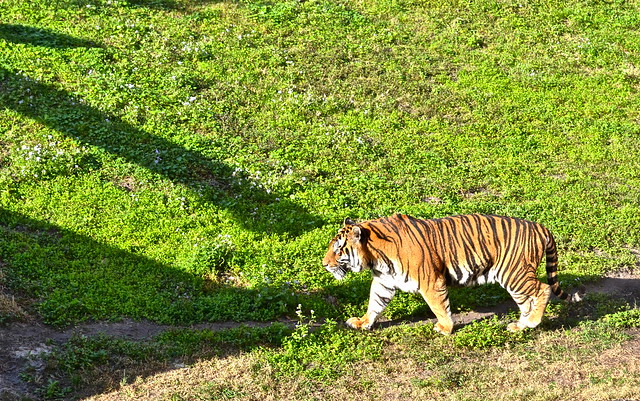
top-left (0, 319), bottom-right (280, 400)
top-left (1, 272), bottom-right (639, 401)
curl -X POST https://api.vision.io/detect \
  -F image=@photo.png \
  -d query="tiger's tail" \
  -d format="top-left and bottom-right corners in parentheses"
top-left (545, 231), bottom-right (585, 302)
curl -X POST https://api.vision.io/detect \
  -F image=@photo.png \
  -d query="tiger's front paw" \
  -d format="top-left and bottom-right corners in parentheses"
top-left (434, 322), bottom-right (453, 336)
top-left (507, 322), bottom-right (527, 332)
top-left (346, 317), bottom-right (372, 330)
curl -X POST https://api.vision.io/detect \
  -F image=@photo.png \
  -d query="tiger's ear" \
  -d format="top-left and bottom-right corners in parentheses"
top-left (343, 217), bottom-right (356, 226)
top-left (351, 225), bottom-right (362, 244)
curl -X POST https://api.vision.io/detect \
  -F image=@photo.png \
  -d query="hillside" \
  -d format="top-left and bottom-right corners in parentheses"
top-left (1, 0), bottom-right (640, 399)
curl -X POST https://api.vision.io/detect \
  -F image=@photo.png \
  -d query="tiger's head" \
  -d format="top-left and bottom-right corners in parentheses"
top-left (323, 218), bottom-right (371, 280)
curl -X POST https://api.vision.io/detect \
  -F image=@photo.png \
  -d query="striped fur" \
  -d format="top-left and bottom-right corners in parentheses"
top-left (322, 214), bottom-right (582, 334)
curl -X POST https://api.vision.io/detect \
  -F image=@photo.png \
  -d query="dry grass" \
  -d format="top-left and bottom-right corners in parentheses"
top-left (0, 261), bottom-right (29, 322)
top-left (0, 293), bottom-right (28, 321)
top-left (84, 329), bottom-right (640, 401)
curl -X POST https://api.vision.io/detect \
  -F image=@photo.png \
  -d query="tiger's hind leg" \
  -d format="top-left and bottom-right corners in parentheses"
top-left (506, 280), bottom-right (551, 332)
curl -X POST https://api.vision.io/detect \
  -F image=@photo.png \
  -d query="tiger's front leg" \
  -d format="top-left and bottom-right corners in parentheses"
top-left (346, 277), bottom-right (396, 330)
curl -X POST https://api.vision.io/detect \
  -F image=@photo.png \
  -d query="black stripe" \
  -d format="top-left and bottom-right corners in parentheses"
top-left (501, 218), bottom-right (522, 288)
top-left (373, 293), bottom-right (392, 307)
top-left (368, 225), bottom-right (393, 243)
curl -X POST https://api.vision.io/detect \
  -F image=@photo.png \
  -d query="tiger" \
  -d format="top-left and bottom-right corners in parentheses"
top-left (322, 213), bottom-right (583, 335)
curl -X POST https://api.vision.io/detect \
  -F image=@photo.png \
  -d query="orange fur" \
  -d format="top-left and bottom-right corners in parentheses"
top-left (323, 214), bottom-right (581, 334)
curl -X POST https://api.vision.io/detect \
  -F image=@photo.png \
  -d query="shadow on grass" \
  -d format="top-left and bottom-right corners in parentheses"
top-left (0, 24), bottom-right (323, 398)
top-left (125, 0), bottom-right (190, 9)
top-left (38, 324), bottom-right (292, 400)
top-left (0, 24), bottom-right (101, 48)
top-left (51, 0), bottom-right (230, 11)
top-left (0, 208), bottom-right (297, 326)
top-left (0, 207), bottom-right (298, 398)
top-left (0, 24), bottom-right (323, 236)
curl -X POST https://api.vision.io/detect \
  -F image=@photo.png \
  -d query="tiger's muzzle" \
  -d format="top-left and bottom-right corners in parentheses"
top-left (324, 263), bottom-right (349, 280)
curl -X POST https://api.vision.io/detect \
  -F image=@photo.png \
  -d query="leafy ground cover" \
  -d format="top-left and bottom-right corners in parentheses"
top-left (38, 296), bottom-right (640, 400)
top-left (1, 0), bottom-right (640, 399)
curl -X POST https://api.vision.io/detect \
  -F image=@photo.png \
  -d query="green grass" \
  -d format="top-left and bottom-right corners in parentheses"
top-left (2, 0), bottom-right (640, 397)
top-left (32, 323), bottom-right (291, 398)
top-left (34, 297), bottom-right (640, 399)
top-left (2, 0), bottom-right (639, 327)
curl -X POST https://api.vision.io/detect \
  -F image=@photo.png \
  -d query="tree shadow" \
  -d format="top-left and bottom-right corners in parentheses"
top-left (0, 26), bottom-right (323, 236)
top-left (48, 0), bottom-right (235, 12)
top-left (43, 323), bottom-right (292, 400)
top-left (0, 23), bottom-right (322, 397)
top-left (0, 24), bottom-right (100, 48)
top-left (0, 207), bottom-right (295, 399)
top-left (125, 0), bottom-right (189, 9)
top-left (0, 208), bottom-right (296, 326)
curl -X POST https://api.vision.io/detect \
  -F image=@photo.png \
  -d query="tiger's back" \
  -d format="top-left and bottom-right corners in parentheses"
top-left (323, 213), bottom-right (581, 334)
top-left (369, 214), bottom-right (549, 287)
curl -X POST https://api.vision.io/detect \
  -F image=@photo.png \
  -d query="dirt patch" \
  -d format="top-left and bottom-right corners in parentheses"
top-left (1, 272), bottom-right (639, 400)
top-left (0, 319), bottom-right (284, 400)
top-left (583, 270), bottom-right (640, 301)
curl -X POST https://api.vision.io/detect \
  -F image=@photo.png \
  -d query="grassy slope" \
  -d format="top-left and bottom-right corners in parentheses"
top-left (1, 0), bottom-right (640, 326)
top-left (1, 0), bottom-right (640, 398)
top-left (94, 335), bottom-right (640, 401)
top-left (52, 307), bottom-right (640, 400)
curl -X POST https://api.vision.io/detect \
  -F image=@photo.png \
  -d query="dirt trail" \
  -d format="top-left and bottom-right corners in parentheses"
top-left (0, 319), bottom-right (281, 400)
top-left (1, 273), bottom-right (639, 400)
